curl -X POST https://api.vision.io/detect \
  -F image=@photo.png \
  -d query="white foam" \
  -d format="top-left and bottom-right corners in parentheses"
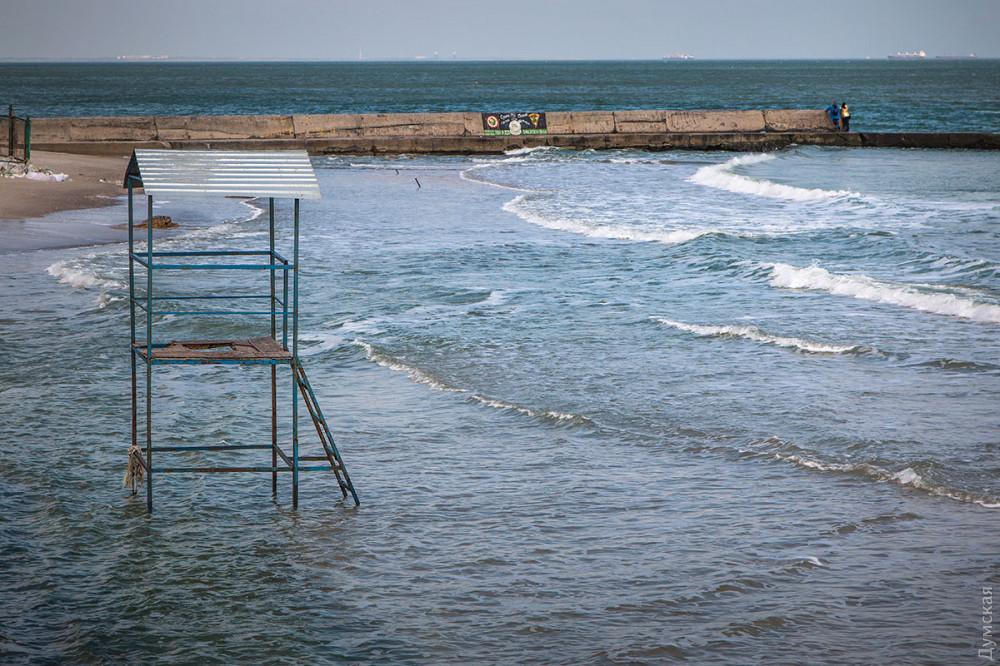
top-left (459, 166), bottom-right (536, 192)
top-left (348, 163), bottom-right (446, 170)
top-left (46, 259), bottom-right (122, 290)
top-left (768, 263), bottom-right (1000, 323)
top-left (478, 290), bottom-right (507, 307)
top-left (653, 317), bottom-right (859, 353)
top-left (96, 293), bottom-right (125, 309)
top-left (468, 393), bottom-right (587, 423)
top-left (297, 331), bottom-right (346, 356)
top-left (239, 199), bottom-right (266, 222)
top-left (335, 318), bottom-right (384, 335)
top-left (353, 340), bottom-right (458, 393)
top-left (504, 146), bottom-right (556, 156)
top-left (767, 452), bottom-right (1000, 510)
top-left (353, 339), bottom-right (592, 424)
top-left (503, 194), bottom-right (713, 245)
top-left (689, 153), bottom-right (857, 201)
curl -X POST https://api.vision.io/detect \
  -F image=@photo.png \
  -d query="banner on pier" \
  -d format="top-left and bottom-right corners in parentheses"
top-left (482, 112), bottom-right (547, 136)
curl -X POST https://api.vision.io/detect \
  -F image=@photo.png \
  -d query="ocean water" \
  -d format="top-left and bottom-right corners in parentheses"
top-left (2, 144), bottom-right (999, 664)
top-left (2, 63), bottom-right (1000, 664)
top-left (2, 59), bottom-right (1000, 131)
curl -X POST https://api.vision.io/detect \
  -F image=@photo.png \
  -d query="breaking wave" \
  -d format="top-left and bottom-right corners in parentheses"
top-left (503, 146), bottom-right (557, 157)
top-left (46, 258), bottom-right (124, 290)
top-left (689, 153), bottom-right (858, 201)
top-left (768, 262), bottom-right (1000, 323)
top-left (502, 194), bottom-right (713, 245)
top-left (766, 451), bottom-right (1000, 510)
top-left (353, 339), bottom-right (593, 426)
top-left (653, 317), bottom-right (862, 353)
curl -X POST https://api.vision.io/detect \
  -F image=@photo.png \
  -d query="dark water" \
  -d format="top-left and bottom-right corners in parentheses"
top-left (2, 62), bottom-right (1000, 664)
top-left (3, 59), bottom-right (1000, 131)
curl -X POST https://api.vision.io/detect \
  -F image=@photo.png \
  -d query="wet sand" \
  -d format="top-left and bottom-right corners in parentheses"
top-left (0, 151), bottom-right (130, 253)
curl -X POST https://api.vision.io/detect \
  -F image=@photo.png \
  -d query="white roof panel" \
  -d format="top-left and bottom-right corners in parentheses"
top-left (124, 149), bottom-right (321, 200)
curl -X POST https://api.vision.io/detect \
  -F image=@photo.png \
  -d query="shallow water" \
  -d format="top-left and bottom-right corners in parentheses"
top-left (2, 146), bottom-right (999, 663)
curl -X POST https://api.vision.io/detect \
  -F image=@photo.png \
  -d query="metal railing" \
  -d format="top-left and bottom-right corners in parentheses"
top-left (1, 105), bottom-right (31, 163)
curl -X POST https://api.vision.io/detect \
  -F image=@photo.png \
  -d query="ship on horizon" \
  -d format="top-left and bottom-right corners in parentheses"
top-left (663, 53), bottom-right (694, 60)
top-left (887, 50), bottom-right (926, 59)
top-left (936, 53), bottom-right (977, 59)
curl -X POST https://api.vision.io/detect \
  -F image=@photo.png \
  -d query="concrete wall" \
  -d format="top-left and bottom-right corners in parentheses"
top-left (31, 109), bottom-right (836, 145)
top-left (28, 111), bottom-right (999, 155)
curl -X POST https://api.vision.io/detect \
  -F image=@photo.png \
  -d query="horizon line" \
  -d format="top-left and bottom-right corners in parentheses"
top-left (1, 55), bottom-right (995, 64)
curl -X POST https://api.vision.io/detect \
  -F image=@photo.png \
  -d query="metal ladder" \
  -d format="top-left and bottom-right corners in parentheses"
top-left (295, 363), bottom-right (360, 506)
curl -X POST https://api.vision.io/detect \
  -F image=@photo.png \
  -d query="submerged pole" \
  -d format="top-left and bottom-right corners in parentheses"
top-left (292, 198), bottom-right (300, 507)
top-left (270, 198), bottom-right (277, 495)
top-left (146, 194), bottom-right (154, 513)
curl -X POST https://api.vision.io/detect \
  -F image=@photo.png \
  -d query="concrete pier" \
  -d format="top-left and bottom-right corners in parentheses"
top-left (28, 110), bottom-right (1000, 155)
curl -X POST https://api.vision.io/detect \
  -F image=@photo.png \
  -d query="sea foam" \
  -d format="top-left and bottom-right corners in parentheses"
top-left (768, 262), bottom-right (1000, 323)
top-left (353, 339), bottom-right (592, 425)
top-left (502, 194), bottom-right (713, 245)
top-left (689, 153), bottom-right (858, 201)
top-left (653, 317), bottom-right (860, 353)
top-left (769, 452), bottom-right (1000, 510)
top-left (46, 258), bottom-right (123, 290)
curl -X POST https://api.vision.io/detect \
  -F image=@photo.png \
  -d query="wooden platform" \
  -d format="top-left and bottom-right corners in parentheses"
top-left (135, 337), bottom-right (292, 362)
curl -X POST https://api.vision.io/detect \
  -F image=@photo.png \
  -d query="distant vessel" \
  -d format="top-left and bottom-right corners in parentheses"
top-left (936, 53), bottom-right (977, 59)
top-left (117, 54), bottom-right (169, 61)
top-left (887, 50), bottom-right (926, 59)
top-left (663, 53), bottom-right (694, 60)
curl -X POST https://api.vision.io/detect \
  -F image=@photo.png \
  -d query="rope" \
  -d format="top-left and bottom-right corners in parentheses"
top-left (123, 444), bottom-right (144, 492)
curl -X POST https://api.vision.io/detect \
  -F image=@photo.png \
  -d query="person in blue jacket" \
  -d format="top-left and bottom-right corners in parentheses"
top-left (826, 102), bottom-right (841, 130)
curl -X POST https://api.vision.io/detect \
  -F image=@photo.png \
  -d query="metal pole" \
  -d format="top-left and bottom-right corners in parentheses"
top-left (270, 198), bottom-right (277, 494)
top-left (146, 194), bottom-right (154, 512)
top-left (7, 105), bottom-right (13, 159)
top-left (24, 116), bottom-right (30, 163)
top-left (128, 182), bottom-right (137, 468)
top-left (292, 198), bottom-right (300, 507)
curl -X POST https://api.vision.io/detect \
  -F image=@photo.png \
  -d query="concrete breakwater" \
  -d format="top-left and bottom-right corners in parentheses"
top-left (30, 110), bottom-right (1000, 155)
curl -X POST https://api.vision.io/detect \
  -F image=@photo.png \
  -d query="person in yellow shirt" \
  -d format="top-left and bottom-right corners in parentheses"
top-left (840, 103), bottom-right (851, 131)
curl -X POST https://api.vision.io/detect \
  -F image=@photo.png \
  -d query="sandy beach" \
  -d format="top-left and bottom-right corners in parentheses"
top-left (0, 151), bottom-right (131, 253)
top-left (0, 150), bottom-right (127, 221)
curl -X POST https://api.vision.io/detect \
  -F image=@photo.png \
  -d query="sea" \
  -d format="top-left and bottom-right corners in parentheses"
top-left (1, 61), bottom-right (999, 664)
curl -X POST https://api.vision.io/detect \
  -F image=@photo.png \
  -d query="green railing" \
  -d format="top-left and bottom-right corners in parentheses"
top-left (2, 105), bottom-right (31, 163)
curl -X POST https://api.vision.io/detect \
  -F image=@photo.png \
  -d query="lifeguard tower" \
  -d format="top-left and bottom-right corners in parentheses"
top-left (123, 149), bottom-right (358, 512)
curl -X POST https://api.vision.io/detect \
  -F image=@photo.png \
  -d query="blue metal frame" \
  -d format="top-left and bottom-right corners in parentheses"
top-left (126, 179), bottom-right (359, 512)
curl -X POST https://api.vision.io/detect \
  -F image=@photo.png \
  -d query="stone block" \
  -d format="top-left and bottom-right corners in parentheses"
top-left (153, 115), bottom-right (294, 140)
top-left (459, 113), bottom-right (484, 136)
top-left (614, 109), bottom-right (668, 133)
top-left (665, 110), bottom-right (765, 133)
top-left (31, 117), bottom-right (157, 142)
top-left (764, 109), bottom-right (831, 132)
top-left (360, 113), bottom-right (467, 137)
top-left (546, 111), bottom-right (615, 135)
top-left (292, 114), bottom-right (364, 137)
top-left (76, 117), bottom-right (157, 141)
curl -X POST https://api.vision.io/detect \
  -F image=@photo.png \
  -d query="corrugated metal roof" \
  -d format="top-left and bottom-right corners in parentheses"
top-left (123, 149), bottom-right (321, 200)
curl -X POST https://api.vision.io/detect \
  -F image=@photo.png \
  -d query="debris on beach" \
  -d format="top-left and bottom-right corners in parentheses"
top-left (1, 160), bottom-right (70, 181)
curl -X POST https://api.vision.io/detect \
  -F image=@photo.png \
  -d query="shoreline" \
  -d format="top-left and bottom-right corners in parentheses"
top-left (4, 129), bottom-right (998, 253)
top-left (0, 151), bottom-right (130, 253)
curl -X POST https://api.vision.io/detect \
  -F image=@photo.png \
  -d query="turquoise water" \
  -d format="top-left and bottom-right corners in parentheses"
top-left (3, 59), bottom-right (1000, 131)
top-left (2, 62), bottom-right (1000, 663)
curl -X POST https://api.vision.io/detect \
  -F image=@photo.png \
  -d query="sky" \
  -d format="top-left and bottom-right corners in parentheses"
top-left (0, 0), bottom-right (996, 61)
